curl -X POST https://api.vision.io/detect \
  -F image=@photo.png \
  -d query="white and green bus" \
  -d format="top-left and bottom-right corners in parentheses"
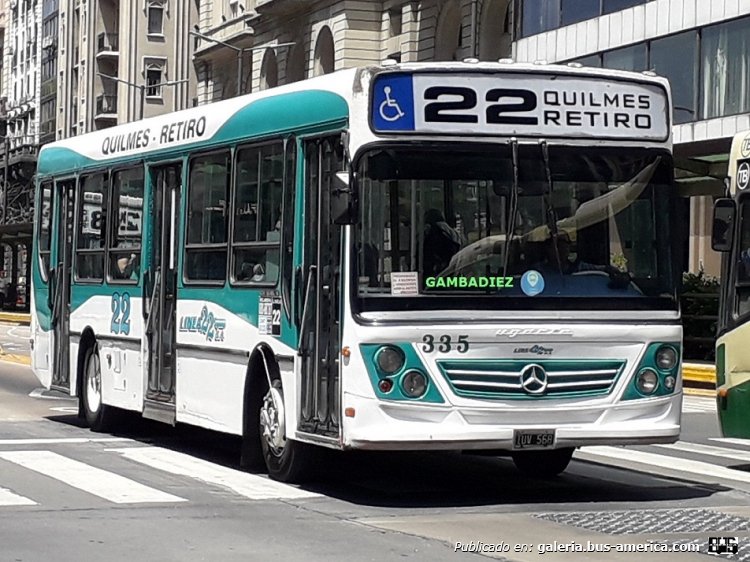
top-left (31, 62), bottom-right (683, 482)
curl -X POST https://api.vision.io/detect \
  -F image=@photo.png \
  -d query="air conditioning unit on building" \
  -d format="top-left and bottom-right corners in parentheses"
top-left (6, 46), bottom-right (14, 55)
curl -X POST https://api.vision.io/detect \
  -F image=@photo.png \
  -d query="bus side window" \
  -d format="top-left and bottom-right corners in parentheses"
top-left (76, 172), bottom-right (108, 282)
top-left (735, 200), bottom-right (750, 317)
top-left (231, 142), bottom-right (284, 286)
top-left (108, 167), bottom-right (144, 282)
top-left (184, 151), bottom-right (230, 283)
top-left (38, 181), bottom-right (53, 280)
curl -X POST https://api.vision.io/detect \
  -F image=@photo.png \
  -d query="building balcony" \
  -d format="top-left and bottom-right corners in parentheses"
top-left (96, 32), bottom-right (118, 60)
top-left (95, 94), bottom-right (117, 120)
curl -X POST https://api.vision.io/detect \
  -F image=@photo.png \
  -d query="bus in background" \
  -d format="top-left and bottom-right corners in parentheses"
top-left (31, 62), bottom-right (682, 482)
top-left (712, 129), bottom-right (750, 437)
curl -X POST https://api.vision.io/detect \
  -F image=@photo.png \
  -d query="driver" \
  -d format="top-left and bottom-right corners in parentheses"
top-left (538, 231), bottom-right (631, 289)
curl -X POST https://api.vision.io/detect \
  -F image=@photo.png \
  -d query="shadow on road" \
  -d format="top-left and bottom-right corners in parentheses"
top-left (44, 411), bottom-right (728, 509)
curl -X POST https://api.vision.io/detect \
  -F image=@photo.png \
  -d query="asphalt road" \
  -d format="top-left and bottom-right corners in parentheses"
top-left (0, 360), bottom-right (749, 562)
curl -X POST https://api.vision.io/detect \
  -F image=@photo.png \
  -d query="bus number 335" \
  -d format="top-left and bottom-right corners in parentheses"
top-left (422, 334), bottom-right (470, 353)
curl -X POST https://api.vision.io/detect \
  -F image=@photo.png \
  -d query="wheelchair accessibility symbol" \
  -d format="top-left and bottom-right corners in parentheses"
top-left (379, 86), bottom-right (405, 122)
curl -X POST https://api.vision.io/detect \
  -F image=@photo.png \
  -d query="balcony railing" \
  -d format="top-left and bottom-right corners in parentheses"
top-left (95, 94), bottom-right (117, 117)
top-left (97, 32), bottom-right (119, 53)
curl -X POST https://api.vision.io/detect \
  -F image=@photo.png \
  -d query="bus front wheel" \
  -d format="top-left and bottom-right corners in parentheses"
top-left (259, 378), bottom-right (314, 483)
top-left (82, 344), bottom-right (116, 432)
top-left (511, 447), bottom-right (575, 478)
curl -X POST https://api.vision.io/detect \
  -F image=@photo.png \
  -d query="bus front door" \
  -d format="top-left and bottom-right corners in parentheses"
top-left (297, 137), bottom-right (343, 439)
top-left (51, 179), bottom-right (76, 390)
top-left (143, 164), bottom-right (181, 424)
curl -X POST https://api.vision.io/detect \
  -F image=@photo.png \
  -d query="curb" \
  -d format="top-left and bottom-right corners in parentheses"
top-left (0, 312), bottom-right (30, 325)
top-left (0, 352), bottom-right (31, 366)
top-left (682, 363), bottom-right (716, 386)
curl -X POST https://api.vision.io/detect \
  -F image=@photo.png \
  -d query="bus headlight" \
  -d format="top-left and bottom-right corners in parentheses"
top-left (656, 346), bottom-right (678, 370)
top-left (376, 346), bottom-right (405, 374)
top-left (664, 376), bottom-right (676, 391)
top-left (636, 369), bottom-right (659, 394)
top-left (402, 370), bottom-right (428, 398)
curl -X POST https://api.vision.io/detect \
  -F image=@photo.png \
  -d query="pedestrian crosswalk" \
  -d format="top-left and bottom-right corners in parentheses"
top-left (682, 395), bottom-right (717, 413)
top-left (0, 394), bottom-right (736, 510)
top-left (0, 440), bottom-right (321, 508)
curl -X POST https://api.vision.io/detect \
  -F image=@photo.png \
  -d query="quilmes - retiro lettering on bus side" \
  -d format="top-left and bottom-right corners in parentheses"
top-left (425, 276), bottom-right (514, 289)
top-left (101, 115), bottom-right (208, 156)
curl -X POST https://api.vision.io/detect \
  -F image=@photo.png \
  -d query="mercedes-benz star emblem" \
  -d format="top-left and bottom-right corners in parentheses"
top-left (520, 364), bottom-right (548, 395)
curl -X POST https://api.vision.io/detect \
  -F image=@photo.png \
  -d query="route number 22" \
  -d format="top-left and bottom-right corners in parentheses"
top-left (111, 292), bottom-right (131, 335)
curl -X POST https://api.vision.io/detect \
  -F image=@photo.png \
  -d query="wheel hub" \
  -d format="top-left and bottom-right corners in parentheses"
top-left (260, 386), bottom-right (286, 455)
top-left (86, 352), bottom-right (101, 414)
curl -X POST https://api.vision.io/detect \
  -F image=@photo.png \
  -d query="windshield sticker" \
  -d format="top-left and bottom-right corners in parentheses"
top-left (521, 270), bottom-right (545, 296)
top-left (425, 276), bottom-right (514, 290)
top-left (390, 272), bottom-right (420, 295)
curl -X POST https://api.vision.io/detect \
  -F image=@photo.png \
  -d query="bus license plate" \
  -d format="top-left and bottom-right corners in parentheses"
top-left (513, 429), bottom-right (556, 450)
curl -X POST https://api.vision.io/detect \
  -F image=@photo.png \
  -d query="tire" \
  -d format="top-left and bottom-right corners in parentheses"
top-left (81, 344), bottom-right (116, 432)
top-left (511, 447), bottom-right (575, 478)
top-left (259, 377), bottom-right (315, 483)
top-left (240, 373), bottom-right (266, 473)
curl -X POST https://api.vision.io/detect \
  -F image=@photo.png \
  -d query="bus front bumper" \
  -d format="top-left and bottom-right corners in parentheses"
top-left (340, 392), bottom-right (681, 451)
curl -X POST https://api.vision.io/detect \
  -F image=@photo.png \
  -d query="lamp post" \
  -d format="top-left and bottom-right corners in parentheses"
top-left (97, 73), bottom-right (190, 120)
top-left (189, 31), bottom-right (294, 97)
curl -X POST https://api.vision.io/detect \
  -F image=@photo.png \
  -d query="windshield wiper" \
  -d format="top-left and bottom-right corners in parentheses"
top-left (541, 140), bottom-right (563, 276)
top-left (502, 138), bottom-right (519, 281)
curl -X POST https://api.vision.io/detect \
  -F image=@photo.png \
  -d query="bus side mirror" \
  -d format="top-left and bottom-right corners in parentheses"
top-left (331, 171), bottom-right (357, 225)
top-left (712, 198), bottom-right (736, 253)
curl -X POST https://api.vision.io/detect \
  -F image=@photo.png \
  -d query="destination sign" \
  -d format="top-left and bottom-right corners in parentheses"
top-left (370, 72), bottom-right (670, 141)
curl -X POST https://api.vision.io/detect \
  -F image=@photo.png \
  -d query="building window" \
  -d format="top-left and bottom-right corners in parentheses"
top-left (185, 152), bottom-right (230, 282)
top-left (650, 31), bottom-right (697, 125)
top-left (147, 2), bottom-right (164, 35)
top-left (602, 0), bottom-right (646, 15)
top-left (108, 167), bottom-right (144, 283)
top-left (561, 0), bottom-right (598, 27)
top-left (571, 54), bottom-right (602, 67)
top-left (701, 17), bottom-right (750, 120)
top-left (602, 43), bottom-right (647, 72)
top-left (521, 0), bottom-right (560, 38)
top-left (389, 6), bottom-right (403, 37)
top-left (145, 65), bottom-right (162, 97)
top-left (232, 143), bottom-right (284, 285)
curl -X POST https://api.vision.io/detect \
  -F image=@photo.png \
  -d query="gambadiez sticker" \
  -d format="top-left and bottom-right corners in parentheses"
top-left (259, 294), bottom-right (282, 336)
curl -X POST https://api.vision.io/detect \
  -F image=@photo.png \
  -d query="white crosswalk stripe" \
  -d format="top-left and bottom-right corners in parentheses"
top-left (109, 447), bottom-right (320, 500)
top-left (575, 445), bottom-right (750, 484)
top-left (0, 450), bottom-right (187, 504)
top-left (0, 486), bottom-right (36, 506)
top-left (682, 395), bottom-right (716, 413)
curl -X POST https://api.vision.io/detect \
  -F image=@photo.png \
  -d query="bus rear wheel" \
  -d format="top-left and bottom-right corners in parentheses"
top-left (259, 378), bottom-right (314, 483)
top-left (82, 344), bottom-right (116, 432)
top-left (511, 447), bottom-right (575, 478)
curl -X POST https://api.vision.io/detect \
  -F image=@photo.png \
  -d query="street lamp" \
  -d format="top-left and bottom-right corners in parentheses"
top-left (189, 30), bottom-right (294, 96)
top-left (97, 72), bottom-right (191, 120)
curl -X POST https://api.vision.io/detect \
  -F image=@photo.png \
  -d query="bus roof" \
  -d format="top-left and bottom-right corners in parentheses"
top-left (38, 61), bottom-right (672, 177)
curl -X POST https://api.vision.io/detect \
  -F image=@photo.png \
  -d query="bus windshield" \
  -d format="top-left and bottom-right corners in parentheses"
top-left (354, 143), bottom-right (677, 311)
